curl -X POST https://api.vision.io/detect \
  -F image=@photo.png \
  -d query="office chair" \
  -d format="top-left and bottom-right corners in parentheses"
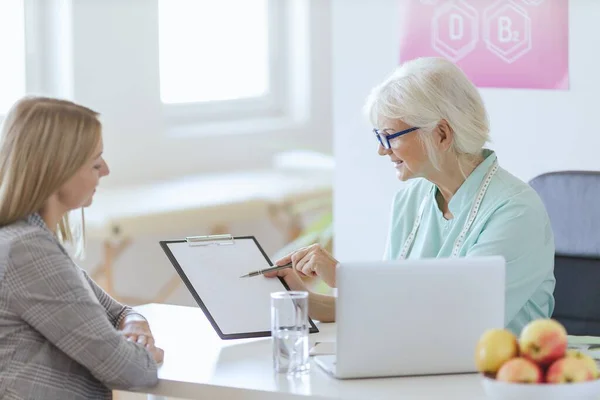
top-left (529, 171), bottom-right (600, 335)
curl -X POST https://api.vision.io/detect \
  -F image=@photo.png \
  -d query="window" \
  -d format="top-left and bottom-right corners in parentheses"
top-left (0, 0), bottom-right (26, 115)
top-left (158, 0), bottom-right (274, 107)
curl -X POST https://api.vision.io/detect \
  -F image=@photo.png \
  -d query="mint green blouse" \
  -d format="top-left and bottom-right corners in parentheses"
top-left (384, 150), bottom-right (556, 334)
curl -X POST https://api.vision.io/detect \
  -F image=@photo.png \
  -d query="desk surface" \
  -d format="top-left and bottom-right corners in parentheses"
top-left (131, 303), bottom-right (487, 400)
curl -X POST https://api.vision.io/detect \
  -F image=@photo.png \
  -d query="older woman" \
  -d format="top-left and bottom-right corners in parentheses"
top-left (268, 57), bottom-right (556, 334)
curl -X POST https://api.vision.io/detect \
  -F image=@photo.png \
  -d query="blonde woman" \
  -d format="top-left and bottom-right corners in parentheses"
top-left (268, 57), bottom-right (556, 335)
top-left (0, 97), bottom-right (162, 399)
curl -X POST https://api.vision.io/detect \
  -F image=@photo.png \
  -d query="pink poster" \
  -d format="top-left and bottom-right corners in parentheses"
top-left (399, 0), bottom-right (569, 90)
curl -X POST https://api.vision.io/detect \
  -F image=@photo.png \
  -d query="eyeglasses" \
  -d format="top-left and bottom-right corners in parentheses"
top-left (373, 127), bottom-right (419, 149)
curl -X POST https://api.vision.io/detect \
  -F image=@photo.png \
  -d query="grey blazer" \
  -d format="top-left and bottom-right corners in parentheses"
top-left (0, 214), bottom-right (158, 399)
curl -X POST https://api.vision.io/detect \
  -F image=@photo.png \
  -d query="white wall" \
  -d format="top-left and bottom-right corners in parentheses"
top-left (36, 0), bottom-right (332, 188)
top-left (332, 0), bottom-right (600, 262)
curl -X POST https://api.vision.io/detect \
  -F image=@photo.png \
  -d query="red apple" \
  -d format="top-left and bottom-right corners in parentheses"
top-left (519, 319), bottom-right (567, 366)
top-left (496, 357), bottom-right (543, 383)
top-left (546, 357), bottom-right (595, 383)
top-left (474, 329), bottom-right (519, 374)
top-left (565, 350), bottom-right (598, 379)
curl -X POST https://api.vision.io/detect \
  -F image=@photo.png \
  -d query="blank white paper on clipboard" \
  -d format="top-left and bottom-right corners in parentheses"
top-left (160, 236), bottom-right (319, 339)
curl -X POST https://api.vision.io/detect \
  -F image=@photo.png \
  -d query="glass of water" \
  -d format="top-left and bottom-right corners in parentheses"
top-left (271, 291), bottom-right (310, 375)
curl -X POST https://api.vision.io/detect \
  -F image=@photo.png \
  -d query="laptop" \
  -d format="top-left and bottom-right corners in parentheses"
top-left (314, 256), bottom-right (505, 379)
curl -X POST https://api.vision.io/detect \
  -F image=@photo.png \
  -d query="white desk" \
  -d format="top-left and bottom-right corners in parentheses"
top-left (127, 303), bottom-right (488, 399)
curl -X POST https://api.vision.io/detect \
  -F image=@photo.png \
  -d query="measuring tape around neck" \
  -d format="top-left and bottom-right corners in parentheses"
top-left (398, 160), bottom-right (499, 260)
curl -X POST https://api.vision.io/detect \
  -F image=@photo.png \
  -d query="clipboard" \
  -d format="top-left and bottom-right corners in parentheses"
top-left (160, 234), bottom-right (319, 340)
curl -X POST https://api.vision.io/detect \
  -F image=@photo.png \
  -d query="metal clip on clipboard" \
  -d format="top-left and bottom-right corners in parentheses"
top-left (185, 234), bottom-right (235, 246)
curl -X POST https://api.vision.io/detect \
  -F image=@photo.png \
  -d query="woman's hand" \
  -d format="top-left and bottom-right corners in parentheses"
top-left (120, 315), bottom-right (155, 346)
top-left (264, 252), bottom-right (338, 322)
top-left (119, 315), bottom-right (164, 364)
top-left (273, 244), bottom-right (339, 288)
top-left (264, 264), bottom-right (311, 292)
top-left (146, 344), bottom-right (165, 365)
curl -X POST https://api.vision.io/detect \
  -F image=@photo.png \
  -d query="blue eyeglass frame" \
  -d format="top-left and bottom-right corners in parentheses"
top-left (373, 127), bottom-right (419, 149)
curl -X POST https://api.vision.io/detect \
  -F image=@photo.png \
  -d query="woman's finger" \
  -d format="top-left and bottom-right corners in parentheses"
top-left (264, 267), bottom-right (293, 278)
top-left (154, 347), bottom-right (165, 364)
top-left (282, 268), bottom-right (308, 292)
top-left (295, 254), bottom-right (310, 276)
top-left (291, 247), bottom-right (313, 273)
top-left (274, 257), bottom-right (291, 267)
top-left (126, 334), bottom-right (138, 342)
top-left (263, 270), bottom-right (278, 278)
top-left (291, 247), bottom-right (312, 265)
top-left (300, 254), bottom-right (316, 276)
top-left (274, 250), bottom-right (297, 267)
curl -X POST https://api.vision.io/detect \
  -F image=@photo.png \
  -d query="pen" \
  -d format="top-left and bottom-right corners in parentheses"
top-left (239, 262), bottom-right (293, 278)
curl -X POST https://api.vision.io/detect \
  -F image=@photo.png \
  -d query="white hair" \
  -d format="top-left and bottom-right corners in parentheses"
top-left (364, 57), bottom-right (490, 174)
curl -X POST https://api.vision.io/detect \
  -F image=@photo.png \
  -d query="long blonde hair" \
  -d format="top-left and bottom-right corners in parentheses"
top-left (0, 96), bottom-right (102, 251)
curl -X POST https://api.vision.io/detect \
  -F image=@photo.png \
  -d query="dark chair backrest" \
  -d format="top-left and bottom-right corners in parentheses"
top-left (529, 171), bottom-right (600, 335)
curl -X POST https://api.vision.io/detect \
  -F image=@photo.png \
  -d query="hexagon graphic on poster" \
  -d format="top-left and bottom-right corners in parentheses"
top-left (431, 0), bottom-right (479, 62)
top-left (398, 0), bottom-right (569, 89)
top-left (483, 1), bottom-right (532, 64)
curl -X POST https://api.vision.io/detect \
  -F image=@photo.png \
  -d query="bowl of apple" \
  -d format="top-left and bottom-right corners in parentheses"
top-left (475, 319), bottom-right (600, 399)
